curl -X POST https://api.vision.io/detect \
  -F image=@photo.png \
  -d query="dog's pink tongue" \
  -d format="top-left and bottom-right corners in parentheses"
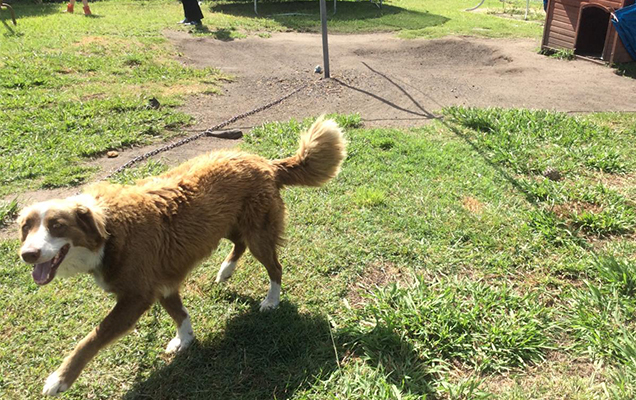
top-left (32, 261), bottom-right (53, 285)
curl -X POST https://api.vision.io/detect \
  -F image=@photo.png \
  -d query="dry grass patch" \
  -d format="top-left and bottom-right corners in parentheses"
top-left (481, 352), bottom-right (607, 399)
top-left (462, 196), bottom-right (485, 214)
top-left (550, 201), bottom-right (604, 219)
top-left (346, 261), bottom-right (414, 308)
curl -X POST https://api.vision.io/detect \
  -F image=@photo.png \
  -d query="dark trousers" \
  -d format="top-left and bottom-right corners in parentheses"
top-left (181, 0), bottom-right (204, 21)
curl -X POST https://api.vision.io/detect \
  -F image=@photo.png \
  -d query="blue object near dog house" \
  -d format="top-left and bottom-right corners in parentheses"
top-left (612, 4), bottom-right (636, 60)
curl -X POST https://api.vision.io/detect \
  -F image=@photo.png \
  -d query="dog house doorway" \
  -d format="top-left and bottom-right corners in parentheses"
top-left (575, 5), bottom-right (611, 58)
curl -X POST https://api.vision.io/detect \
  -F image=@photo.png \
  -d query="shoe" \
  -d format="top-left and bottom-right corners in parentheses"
top-left (188, 20), bottom-right (202, 26)
top-left (178, 18), bottom-right (190, 24)
top-left (66, 3), bottom-right (74, 13)
top-left (83, 5), bottom-right (92, 15)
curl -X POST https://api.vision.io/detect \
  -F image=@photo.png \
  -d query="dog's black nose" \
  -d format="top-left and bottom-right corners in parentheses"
top-left (21, 249), bottom-right (41, 264)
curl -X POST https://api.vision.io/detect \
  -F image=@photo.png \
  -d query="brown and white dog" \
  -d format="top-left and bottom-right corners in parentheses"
top-left (17, 117), bottom-right (346, 396)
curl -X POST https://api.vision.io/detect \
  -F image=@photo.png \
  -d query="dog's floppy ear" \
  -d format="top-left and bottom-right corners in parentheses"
top-left (75, 204), bottom-right (108, 241)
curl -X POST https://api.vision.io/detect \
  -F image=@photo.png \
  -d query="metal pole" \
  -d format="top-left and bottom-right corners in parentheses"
top-left (319, 0), bottom-right (330, 78)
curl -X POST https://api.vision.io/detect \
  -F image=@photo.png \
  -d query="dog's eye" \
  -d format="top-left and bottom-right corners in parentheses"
top-left (49, 222), bottom-right (66, 232)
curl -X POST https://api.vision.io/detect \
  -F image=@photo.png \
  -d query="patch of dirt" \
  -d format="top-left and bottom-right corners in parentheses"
top-left (166, 31), bottom-right (636, 129)
top-left (551, 201), bottom-right (603, 218)
top-left (462, 196), bottom-right (485, 214)
top-left (590, 171), bottom-right (636, 198)
top-left (73, 36), bottom-right (112, 47)
top-left (479, 351), bottom-right (607, 398)
top-left (347, 261), bottom-right (414, 308)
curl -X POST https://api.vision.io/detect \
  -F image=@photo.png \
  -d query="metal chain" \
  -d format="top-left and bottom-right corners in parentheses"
top-left (105, 82), bottom-right (309, 180)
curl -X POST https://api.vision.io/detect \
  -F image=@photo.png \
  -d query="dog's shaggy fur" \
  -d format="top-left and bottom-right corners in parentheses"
top-left (17, 117), bottom-right (346, 396)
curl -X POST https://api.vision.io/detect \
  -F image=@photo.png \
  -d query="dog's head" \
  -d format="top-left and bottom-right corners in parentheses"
top-left (17, 195), bottom-right (108, 285)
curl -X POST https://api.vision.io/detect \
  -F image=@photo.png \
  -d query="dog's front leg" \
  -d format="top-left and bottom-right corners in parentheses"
top-left (42, 296), bottom-right (152, 396)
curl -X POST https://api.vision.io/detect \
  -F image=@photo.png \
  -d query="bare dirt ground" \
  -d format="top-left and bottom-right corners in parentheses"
top-left (169, 31), bottom-right (636, 130)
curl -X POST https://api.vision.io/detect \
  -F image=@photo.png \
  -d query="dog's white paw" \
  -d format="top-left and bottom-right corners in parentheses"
top-left (259, 281), bottom-right (281, 312)
top-left (259, 297), bottom-right (280, 312)
top-left (42, 371), bottom-right (69, 396)
top-left (215, 260), bottom-right (236, 283)
top-left (165, 315), bottom-right (194, 354)
top-left (165, 334), bottom-right (194, 354)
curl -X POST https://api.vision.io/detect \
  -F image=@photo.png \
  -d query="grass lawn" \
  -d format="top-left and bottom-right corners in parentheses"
top-left (3, 112), bottom-right (636, 399)
top-left (3, 1), bottom-right (636, 399)
top-left (202, 0), bottom-right (545, 39)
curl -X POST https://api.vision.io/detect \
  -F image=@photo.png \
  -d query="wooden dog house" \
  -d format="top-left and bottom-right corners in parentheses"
top-left (542, 0), bottom-right (635, 63)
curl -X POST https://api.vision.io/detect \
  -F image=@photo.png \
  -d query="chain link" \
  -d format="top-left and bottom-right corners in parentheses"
top-left (105, 82), bottom-right (309, 180)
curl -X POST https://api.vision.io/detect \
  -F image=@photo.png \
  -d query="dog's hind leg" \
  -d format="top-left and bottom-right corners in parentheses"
top-left (246, 237), bottom-right (283, 312)
top-left (160, 292), bottom-right (195, 354)
top-left (216, 236), bottom-right (246, 283)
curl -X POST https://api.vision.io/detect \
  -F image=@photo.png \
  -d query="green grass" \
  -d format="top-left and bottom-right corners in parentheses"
top-left (0, 199), bottom-right (19, 229)
top-left (343, 277), bottom-right (555, 396)
top-left (444, 107), bottom-right (636, 239)
top-left (540, 47), bottom-right (577, 60)
top-left (107, 159), bottom-right (171, 185)
top-left (3, 112), bottom-right (636, 399)
top-left (202, 0), bottom-right (544, 39)
top-left (0, 1), bottom-right (227, 196)
top-left (3, 1), bottom-right (636, 399)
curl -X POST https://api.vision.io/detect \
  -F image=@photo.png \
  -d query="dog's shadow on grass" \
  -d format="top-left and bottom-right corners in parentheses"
top-left (124, 295), bottom-right (339, 400)
top-left (125, 292), bottom-right (434, 399)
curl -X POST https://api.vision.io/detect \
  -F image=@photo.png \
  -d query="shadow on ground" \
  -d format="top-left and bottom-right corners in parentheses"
top-left (124, 298), bottom-right (337, 400)
top-left (124, 292), bottom-right (433, 399)
top-left (191, 26), bottom-right (240, 41)
top-left (615, 62), bottom-right (636, 79)
top-left (1, 2), bottom-right (62, 20)
top-left (342, 323), bottom-right (436, 396)
top-left (209, 1), bottom-right (448, 33)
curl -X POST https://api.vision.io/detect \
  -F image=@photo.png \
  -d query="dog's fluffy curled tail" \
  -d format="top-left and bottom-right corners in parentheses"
top-left (273, 117), bottom-right (347, 187)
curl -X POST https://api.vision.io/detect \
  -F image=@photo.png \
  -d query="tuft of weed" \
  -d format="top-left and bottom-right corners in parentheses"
top-left (344, 276), bottom-right (556, 376)
top-left (570, 208), bottom-right (636, 237)
top-left (607, 333), bottom-right (636, 400)
top-left (584, 146), bottom-right (627, 173)
top-left (0, 198), bottom-right (19, 229)
top-left (594, 256), bottom-right (636, 298)
top-left (330, 113), bottom-right (362, 129)
top-left (443, 107), bottom-right (618, 175)
top-left (520, 178), bottom-right (567, 204)
top-left (568, 257), bottom-right (636, 362)
top-left (352, 187), bottom-right (387, 207)
top-left (526, 209), bottom-right (575, 245)
top-left (540, 48), bottom-right (576, 60)
top-left (107, 159), bottom-right (170, 185)
top-left (437, 376), bottom-right (493, 400)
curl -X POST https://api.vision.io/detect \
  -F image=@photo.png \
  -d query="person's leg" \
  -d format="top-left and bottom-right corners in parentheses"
top-left (66, 0), bottom-right (76, 13)
top-left (179, 0), bottom-right (189, 23)
top-left (182, 0), bottom-right (204, 24)
top-left (82, 0), bottom-right (91, 15)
